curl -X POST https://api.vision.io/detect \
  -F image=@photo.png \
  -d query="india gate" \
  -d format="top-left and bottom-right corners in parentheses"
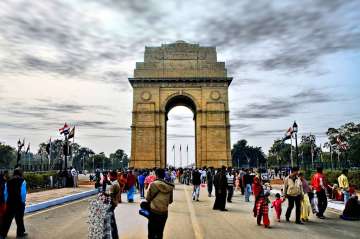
top-left (129, 41), bottom-right (232, 168)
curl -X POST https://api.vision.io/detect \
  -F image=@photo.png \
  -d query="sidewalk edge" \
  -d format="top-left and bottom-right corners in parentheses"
top-left (25, 189), bottom-right (98, 213)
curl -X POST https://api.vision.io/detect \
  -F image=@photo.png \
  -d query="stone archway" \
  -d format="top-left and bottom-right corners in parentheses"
top-left (129, 41), bottom-right (232, 168)
top-left (164, 94), bottom-right (197, 167)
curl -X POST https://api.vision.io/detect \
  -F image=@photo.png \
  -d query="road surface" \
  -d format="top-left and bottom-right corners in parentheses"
top-left (7, 184), bottom-right (360, 239)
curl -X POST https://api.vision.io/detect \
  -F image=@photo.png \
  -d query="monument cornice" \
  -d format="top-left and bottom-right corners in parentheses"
top-left (128, 77), bottom-right (232, 86)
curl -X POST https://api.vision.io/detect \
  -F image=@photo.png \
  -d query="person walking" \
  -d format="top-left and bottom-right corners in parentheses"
top-left (338, 169), bottom-right (350, 205)
top-left (0, 168), bottom-right (27, 238)
top-left (146, 168), bottom-right (174, 239)
top-left (239, 169), bottom-right (245, 195)
top-left (213, 166), bottom-right (228, 211)
top-left (192, 169), bottom-right (201, 201)
top-left (284, 167), bottom-right (304, 224)
top-left (243, 169), bottom-right (253, 202)
top-left (70, 167), bottom-right (78, 188)
top-left (252, 171), bottom-right (263, 217)
top-left (255, 189), bottom-right (271, 228)
top-left (138, 172), bottom-right (146, 199)
top-left (299, 172), bottom-right (311, 222)
top-left (88, 181), bottom-right (121, 239)
top-left (271, 193), bottom-right (285, 222)
top-left (226, 169), bottom-right (235, 203)
top-left (206, 168), bottom-right (214, 197)
top-left (311, 167), bottom-right (328, 219)
top-left (0, 171), bottom-right (9, 228)
top-left (126, 170), bottom-right (136, 203)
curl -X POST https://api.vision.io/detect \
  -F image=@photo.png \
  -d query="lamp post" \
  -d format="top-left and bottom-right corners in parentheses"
top-left (293, 121), bottom-right (299, 167)
top-left (16, 139), bottom-right (23, 166)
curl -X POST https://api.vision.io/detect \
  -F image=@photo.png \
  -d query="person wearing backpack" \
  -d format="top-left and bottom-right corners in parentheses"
top-left (146, 168), bottom-right (174, 239)
top-left (0, 168), bottom-right (28, 238)
top-left (284, 166), bottom-right (304, 224)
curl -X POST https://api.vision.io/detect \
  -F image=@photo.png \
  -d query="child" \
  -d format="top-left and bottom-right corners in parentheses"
top-left (256, 187), bottom-right (271, 228)
top-left (271, 193), bottom-right (285, 222)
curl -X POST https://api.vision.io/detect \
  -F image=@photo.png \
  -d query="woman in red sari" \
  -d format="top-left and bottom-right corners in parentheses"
top-left (252, 172), bottom-right (263, 217)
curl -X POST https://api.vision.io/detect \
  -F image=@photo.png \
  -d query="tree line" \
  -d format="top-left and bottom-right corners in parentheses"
top-left (0, 139), bottom-right (129, 171)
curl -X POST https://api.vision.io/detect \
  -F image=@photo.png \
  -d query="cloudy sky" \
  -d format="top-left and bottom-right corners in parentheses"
top-left (0, 0), bottom-right (359, 166)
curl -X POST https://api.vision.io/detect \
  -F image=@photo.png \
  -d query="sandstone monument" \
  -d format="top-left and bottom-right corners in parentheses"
top-left (129, 41), bottom-right (232, 168)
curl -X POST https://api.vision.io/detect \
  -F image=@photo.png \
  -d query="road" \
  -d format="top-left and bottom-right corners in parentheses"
top-left (7, 184), bottom-right (360, 239)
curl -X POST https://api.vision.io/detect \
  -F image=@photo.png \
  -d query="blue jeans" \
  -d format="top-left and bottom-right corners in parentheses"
top-left (193, 185), bottom-right (200, 200)
top-left (245, 184), bottom-right (252, 202)
top-left (127, 185), bottom-right (135, 201)
top-left (139, 184), bottom-right (145, 198)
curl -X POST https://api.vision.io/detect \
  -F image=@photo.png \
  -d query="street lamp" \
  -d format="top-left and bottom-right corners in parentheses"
top-left (17, 139), bottom-right (23, 166)
top-left (293, 121), bottom-right (299, 167)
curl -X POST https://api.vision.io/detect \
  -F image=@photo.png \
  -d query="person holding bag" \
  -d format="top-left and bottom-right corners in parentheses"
top-left (145, 168), bottom-right (174, 239)
top-left (284, 167), bottom-right (304, 224)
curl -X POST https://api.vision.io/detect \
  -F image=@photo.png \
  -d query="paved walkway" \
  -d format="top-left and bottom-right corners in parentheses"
top-left (8, 183), bottom-right (359, 239)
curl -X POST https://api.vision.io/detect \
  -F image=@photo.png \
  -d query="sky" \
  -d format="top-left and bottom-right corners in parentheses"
top-left (0, 0), bottom-right (359, 166)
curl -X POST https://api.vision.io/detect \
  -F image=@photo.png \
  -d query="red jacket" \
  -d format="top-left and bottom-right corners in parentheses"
top-left (252, 176), bottom-right (262, 198)
top-left (126, 174), bottom-right (136, 188)
top-left (311, 172), bottom-right (326, 192)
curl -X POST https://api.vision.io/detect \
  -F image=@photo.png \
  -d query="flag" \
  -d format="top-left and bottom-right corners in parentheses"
top-left (26, 143), bottom-right (30, 154)
top-left (68, 126), bottom-right (75, 139)
top-left (59, 123), bottom-right (70, 135)
top-left (180, 145), bottom-right (182, 152)
top-left (336, 136), bottom-right (348, 150)
top-left (172, 144), bottom-right (175, 151)
top-left (186, 145), bottom-right (188, 152)
top-left (282, 127), bottom-right (293, 141)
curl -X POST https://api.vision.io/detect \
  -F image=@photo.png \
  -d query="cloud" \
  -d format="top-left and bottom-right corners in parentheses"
top-left (198, 0), bottom-right (360, 72)
top-left (234, 88), bottom-right (336, 119)
top-left (230, 123), bottom-right (252, 132)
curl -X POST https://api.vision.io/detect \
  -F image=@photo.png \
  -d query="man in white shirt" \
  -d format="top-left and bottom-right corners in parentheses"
top-left (70, 167), bottom-right (78, 188)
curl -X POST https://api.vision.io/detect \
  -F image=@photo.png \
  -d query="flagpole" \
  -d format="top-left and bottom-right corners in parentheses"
top-left (173, 145), bottom-right (176, 168)
top-left (330, 145), bottom-right (333, 170)
top-left (49, 138), bottom-right (51, 167)
top-left (290, 136), bottom-right (293, 168)
top-left (180, 145), bottom-right (182, 168)
top-left (186, 145), bottom-right (189, 168)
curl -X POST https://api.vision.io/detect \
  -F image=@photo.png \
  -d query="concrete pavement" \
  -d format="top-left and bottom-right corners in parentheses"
top-left (7, 183), bottom-right (360, 239)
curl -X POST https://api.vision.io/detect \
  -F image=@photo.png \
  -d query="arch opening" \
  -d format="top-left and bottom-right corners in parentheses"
top-left (165, 95), bottom-right (196, 168)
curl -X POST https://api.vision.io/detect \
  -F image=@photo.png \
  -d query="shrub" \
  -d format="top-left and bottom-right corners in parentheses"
top-left (24, 171), bottom-right (58, 190)
top-left (302, 169), bottom-right (360, 189)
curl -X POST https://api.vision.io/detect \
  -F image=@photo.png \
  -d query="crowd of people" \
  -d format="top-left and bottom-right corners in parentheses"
top-left (1, 165), bottom-right (359, 239)
top-left (86, 165), bottom-right (360, 238)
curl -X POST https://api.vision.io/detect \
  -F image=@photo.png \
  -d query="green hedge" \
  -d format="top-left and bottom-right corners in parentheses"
top-left (325, 170), bottom-right (360, 189)
top-left (303, 170), bottom-right (360, 189)
top-left (24, 171), bottom-right (59, 190)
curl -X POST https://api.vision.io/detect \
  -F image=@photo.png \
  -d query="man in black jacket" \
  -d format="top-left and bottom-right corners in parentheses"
top-left (0, 168), bottom-right (27, 238)
top-left (213, 166), bottom-right (228, 211)
top-left (192, 169), bottom-right (201, 201)
top-left (206, 168), bottom-right (214, 197)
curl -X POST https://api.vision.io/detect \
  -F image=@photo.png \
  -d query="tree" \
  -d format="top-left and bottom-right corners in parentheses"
top-left (92, 152), bottom-right (111, 170)
top-left (110, 149), bottom-right (129, 169)
top-left (231, 140), bottom-right (266, 168)
top-left (348, 134), bottom-right (360, 165)
top-left (0, 142), bottom-right (16, 168)
top-left (72, 146), bottom-right (94, 170)
top-left (268, 139), bottom-right (292, 167)
top-left (299, 134), bottom-right (319, 168)
top-left (326, 122), bottom-right (360, 167)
